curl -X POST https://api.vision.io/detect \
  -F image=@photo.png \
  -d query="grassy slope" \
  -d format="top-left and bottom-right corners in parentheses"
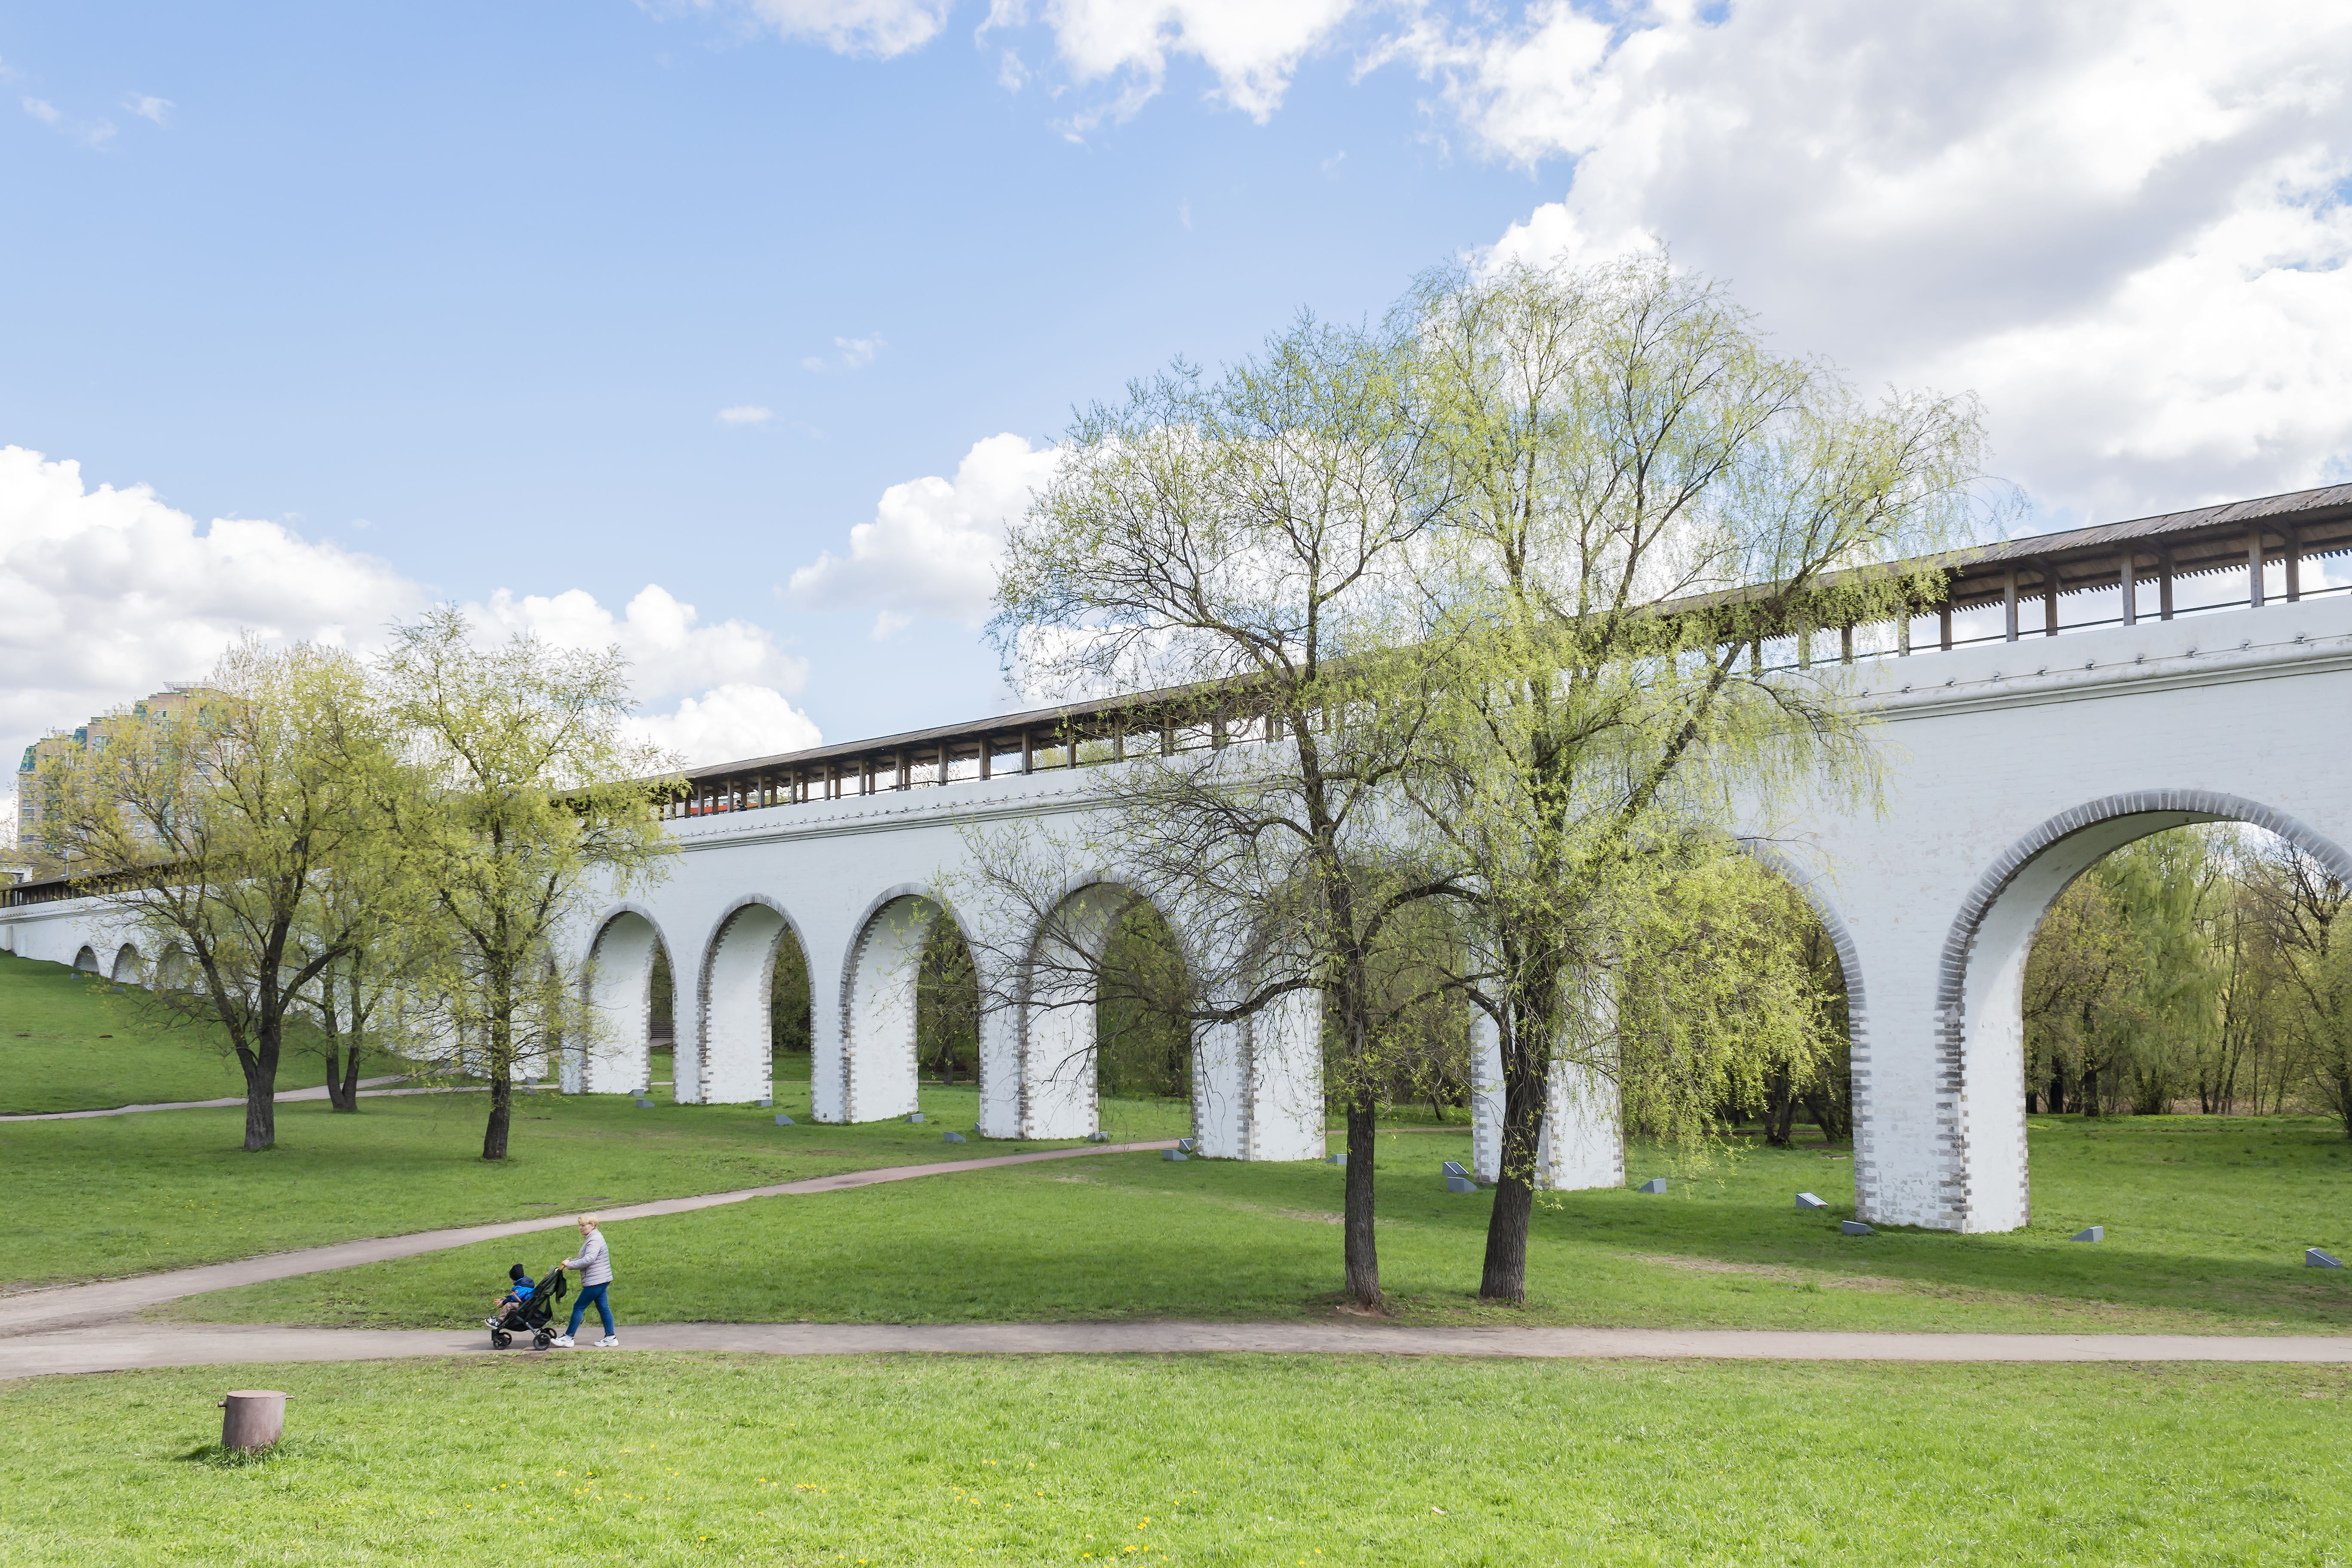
top-left (183, 1116), bottom-right (2352, 1336)
top-left (0, 953), bottom-right (343, 1113)
top-left (6, 1355), bottom-right (2346, 1566)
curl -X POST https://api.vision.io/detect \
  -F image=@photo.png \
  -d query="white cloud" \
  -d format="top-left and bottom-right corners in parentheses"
top-left (657, 0), bottom-right (953, 58)
top-left (1412, 0), bottom-right (2352, 523)
top-left (471, 583), bottom-right (812, 705)
top-left (629, 683), bottom-right (824, 768)
top-left (21, 95), bottom-right (115, 147)
top-left (985, 0), bottom-right (1359, 125)
top-left (0, 445), bottom-right (419, 772)
top-left (787, 432), bottom-right (1063, 637)
top-left (123, 93), bottom-right (172, 126)
top-left (802, 334), bottom-right (887, 373)
top-left (0, 446), bottom-right (821, 781)
top-left (717, 404), bottom-right (774, 425)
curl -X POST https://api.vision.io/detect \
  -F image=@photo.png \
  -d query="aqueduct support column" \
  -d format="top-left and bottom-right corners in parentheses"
top-left (1242, 990), bottom-right (1326, 1162)
top-left (1469, 1011), bottom-right (1624, 1191)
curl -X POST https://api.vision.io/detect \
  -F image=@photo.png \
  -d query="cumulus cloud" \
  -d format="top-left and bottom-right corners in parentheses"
top-left (986, 0), bottom-right (1359, 125)
top-left (787, 433), bottom-right (1063, 637)
top-left (629, 683), bottom-right (824, 767)
top-left (0, 445), bottom-right (418, 770)
top-left (1412, 0), bottom-right (2352, 523)
top-left (123, 93), bottom-right (172, 126)
top-left (471, 583), bottom-right (812, 705)
top-left (656, 0), bottom-right (953, 57)
top-left (21, 95), bottom-right (113, 147)
top-left (0, 447), bottom-right (821, 781)
top-left (717, 404), bottom-right (773, 425)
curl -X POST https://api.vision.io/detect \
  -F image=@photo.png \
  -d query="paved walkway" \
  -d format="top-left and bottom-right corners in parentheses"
top-left (7, 1320), bottom-right (2348, 1378)
top-left (0, 1076), bottom-right (484, 1123)
top-left (0, 1140), bottom-right (1182, 1338)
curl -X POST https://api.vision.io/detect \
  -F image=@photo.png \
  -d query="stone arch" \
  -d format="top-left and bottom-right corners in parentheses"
top-left (109, 943), bottom-right (143, 984)
top-left (689, 894), bottom-right (809, 1106)
top-left (839, 883), bottom-right (971, 1124)
top-left (572, 903), bottom-right (671, 1096)
top-left (72, 945), bottom-right (99, 974)
top-left (154, 945), bottom-right (195, 990)
top-left (1934, 790), bottom-right (2352, 1233)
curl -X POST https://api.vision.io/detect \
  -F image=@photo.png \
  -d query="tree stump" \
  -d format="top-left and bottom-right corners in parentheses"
top-left (220, 1390), bottom-right (288, 1452)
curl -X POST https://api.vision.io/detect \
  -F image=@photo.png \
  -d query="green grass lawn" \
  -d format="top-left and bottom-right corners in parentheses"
top-left (0, 953), bottom-right (352, 1113)
top-left (1, 1081), bottom-right (1188, 1292)
top-left (181, 1116), bottom-right (2352, 1337)
top-left (6, 1354), bottom-right (2345, 1565)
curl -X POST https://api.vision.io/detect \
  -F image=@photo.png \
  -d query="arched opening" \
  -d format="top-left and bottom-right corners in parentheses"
top-left (72, 946), bottom-right (99, 974)
top-left (576, 909), bottom-right (669, 1096)
top-left (154, 945), bottom-right (194, 991)
top-left (692, 898), bottom-right (810, 1106)
top-left (1945, 791), bottom-right (2352, 1231)
top-left (1023, 882), bottom-right (1189, 1139)
top-left (917, 918), bottom-right (979, 1087)
top-left (109, 943), bottom-right (142, 985)
top-left (772, 921), bottom-right (814, 1104)
top-left (1095, 899), bottom-right (1193, 1108)
top-left (1727, 877), bottom-right (1854, 1150)
top-left (840, 892), bottom-right (961, 1123)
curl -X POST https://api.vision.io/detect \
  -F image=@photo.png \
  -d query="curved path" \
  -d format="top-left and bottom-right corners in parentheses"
top-left (7, 1320), bottom-right (2349, 1379)
top-left (0, 1140), bottom-right (1182, 1338)
top-left (0, 1076), bottom-right (481, 1123)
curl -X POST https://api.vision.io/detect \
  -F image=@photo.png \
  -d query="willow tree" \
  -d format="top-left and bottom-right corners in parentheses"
top-left (984, 316), bottom-right (1457, 1309)
top-left (37, 638), bottom-right (399, 1151)
top-left (1405, 256), bottom-right (1990, 1302)
top-left (377, 607), bottom-right (677, 1161)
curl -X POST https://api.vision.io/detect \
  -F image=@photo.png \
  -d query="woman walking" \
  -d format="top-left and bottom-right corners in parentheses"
top-left (551, 1214), bottom-right (616, 1348)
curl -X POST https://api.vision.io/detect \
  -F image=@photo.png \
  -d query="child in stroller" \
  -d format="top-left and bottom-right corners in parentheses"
top-left (486, 1262), bottom-right (568, 1350)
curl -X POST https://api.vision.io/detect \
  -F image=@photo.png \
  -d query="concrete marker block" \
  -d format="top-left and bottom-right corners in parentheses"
top-left (774, 1114), bottom-right (795, 1126)
top-left (634, 1096), bottom-right (654, 1109)
top-left (1326, 1152), bottom-right (1345, 1166)
top-left (1446, 1174), bottom-right (1478, 1193)
top-left (1176, 1138), bottom-right (1195, 1154)
top-left (1842, 1220), bottom-right (1874, 1236)
top-left (1795, 1192), bottom-right (1828, 1210)
top-left (906, 1112), bottom-right (924, 1124)
top-left (1162, 1149), bottom-right (1188, 1161)
top-left (943, 1130), bottom-right (967, 1143)
top-left (758, 1096), bottom-right (772, 1109)
top-left (2071, 1226), bottom-right (2104, 1242)
top-left (1085, 1131), bottom-right (1110, 1143)
top-left (2309, 1248), bottom-right (2345, 1269)
top-left (1637, 1178), bottom-right (1667, 1194)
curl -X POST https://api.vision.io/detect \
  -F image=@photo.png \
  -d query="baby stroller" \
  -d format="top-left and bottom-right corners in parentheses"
top-left (487, 1268), bottom-right (568, 1350)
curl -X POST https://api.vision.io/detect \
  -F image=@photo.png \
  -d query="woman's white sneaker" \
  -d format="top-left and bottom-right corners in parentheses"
top-left (595, 1336), bottom-right (619, 1348)
top-left (550, 1334), bottom-right (575, 1348)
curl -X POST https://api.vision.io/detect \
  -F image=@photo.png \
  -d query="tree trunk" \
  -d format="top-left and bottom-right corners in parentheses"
top-left (241, 1024), bottom-right (280, 1153)
top-left (1341, 1094), bottom-right (1381, 1309)
top-left (333, 1038), bottom-right (364, 1112)
top-left (1763, 1067), bottom-right (1797, 1147)
top-left (1479, 1035), bottom-right (1545, 1304)
top-left (483, 1071), bottom-right (512, 1160)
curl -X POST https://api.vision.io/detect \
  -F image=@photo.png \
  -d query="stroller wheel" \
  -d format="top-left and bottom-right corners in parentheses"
top-left (491, 1329), bottom-right (513, 1350)
top-left (532, 1330), bottom-right (551, 1350)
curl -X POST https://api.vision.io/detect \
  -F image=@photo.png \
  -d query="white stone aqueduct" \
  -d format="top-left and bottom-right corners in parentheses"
top-left (7, 488), bottom-right (2351, 1233)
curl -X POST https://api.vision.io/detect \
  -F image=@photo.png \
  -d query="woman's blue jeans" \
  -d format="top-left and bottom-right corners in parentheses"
top-left (568, 1282), bottom-right (614, 1337)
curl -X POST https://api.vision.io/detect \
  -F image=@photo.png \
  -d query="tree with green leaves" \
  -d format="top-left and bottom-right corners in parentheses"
top-left (1401, 255), bottom-right (1990, 1302)
top-left (981, 313), bottom-right (1457, 1309)
top-left (376, 606), bottom-right (677, 1161)
top-left (37, 637), bottom-right (400, 1150)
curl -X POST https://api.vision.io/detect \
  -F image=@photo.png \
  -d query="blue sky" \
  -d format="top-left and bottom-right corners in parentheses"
top-left (4, 0), bottom-right (2349, 782)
